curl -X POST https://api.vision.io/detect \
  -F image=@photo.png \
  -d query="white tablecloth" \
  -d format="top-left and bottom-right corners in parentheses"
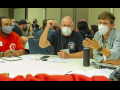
top-left (0, 54), bottom-right (97, 78)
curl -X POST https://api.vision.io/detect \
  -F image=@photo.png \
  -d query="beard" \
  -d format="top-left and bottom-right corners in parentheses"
top-left (23, 27), bottom-right (27, 31)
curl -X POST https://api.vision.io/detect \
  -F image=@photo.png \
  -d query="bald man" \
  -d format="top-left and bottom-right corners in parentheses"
top-left (39, 16), bottom-right (83, 58)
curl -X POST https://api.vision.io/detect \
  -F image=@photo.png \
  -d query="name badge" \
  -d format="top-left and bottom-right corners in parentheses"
top-left (68, 42), bottom-right (75, 50)
top-left (62, 49), bottom-right (70, 54)
top-left (0, 41), bottom-right (3, 46)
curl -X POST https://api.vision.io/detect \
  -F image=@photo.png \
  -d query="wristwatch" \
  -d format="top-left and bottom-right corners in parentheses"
top-left (97, 47), bottom-right (103, 52)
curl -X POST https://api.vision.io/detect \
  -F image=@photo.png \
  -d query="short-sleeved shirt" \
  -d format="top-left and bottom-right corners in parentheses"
top-left (47, 30), bottom-right (83, 55)
top-left (0, 31), bottom-right (25, 54)
top-left (12, 25), bottom-right (23, 37)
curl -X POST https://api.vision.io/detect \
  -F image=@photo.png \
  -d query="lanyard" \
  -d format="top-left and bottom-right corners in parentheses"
top-left (61, 33), bottom-right (71, 50)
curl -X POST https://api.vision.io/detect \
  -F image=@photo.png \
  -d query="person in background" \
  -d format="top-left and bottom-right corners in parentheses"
top-left (11, 19), bottom-right (17, 28)
top-left (0, 16), bottom-right (25, 57)
top-left (77, 19), bottom-right (94, 40)
top-left (77, 19), bottom-right (94, 59)
top-left (35, 19), bottom-right (55, 38)
top-left (35, 19), bottom-right (55, 54)
top-left (26, 19), bottom-right (33, 37)
top-left (32, 19), bottom-right (40, 30)
top-left (76, 19), bottom-right (86, 32)
top-left (39, 19), bottom-right (47, 30)
top-left (39, 16), bottom-right (83, 58)
top-left (83, 11), bottom-right (120, 66)
top-left (89, 25), bottom-right (98, 35)
top-left (52, 20), bottom-right (61, 31)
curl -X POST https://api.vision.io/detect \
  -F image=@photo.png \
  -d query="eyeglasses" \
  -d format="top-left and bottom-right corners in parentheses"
top-left (97, 22), bottom-right (109, 26)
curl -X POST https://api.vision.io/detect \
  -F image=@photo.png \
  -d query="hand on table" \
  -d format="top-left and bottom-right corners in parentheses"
top-left (82, 38), bottom-right (101, 50)
top-left (13, 50), bottom-right (19, 57)
top-left (102, 58), bottom-right (120, 66)
top-left (4, 50), bottom-right (19, 57)
top-left (4, 50), bottom-right (14, 57)
top-left (57, 50), bottom-right (69, 59)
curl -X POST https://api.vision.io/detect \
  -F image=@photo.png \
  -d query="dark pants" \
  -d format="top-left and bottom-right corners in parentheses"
top-left (25, 49), bottom-right (30, 54)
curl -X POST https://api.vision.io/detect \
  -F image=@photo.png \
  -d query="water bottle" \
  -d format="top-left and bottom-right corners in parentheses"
top-left (83, 46), bottom-right (90, 67)
top-left (28, 32), bottom-right (30, 37)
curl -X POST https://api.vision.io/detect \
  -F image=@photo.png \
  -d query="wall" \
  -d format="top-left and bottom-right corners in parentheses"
top-left (28, 8), bottom-right (43, 27)
top-left (76, 8), bottom-right (89, 23)
top-left (88, 8), bottom-right (111, 27)
top-left (3, 8), bottom-right (120, 30)
top-left (75, 8), bottom-right (89, 30)
top-left (0, 8), bottom-right (9, 17)
top-left (46, 8), bottom-right (61, 26)
top-left (13, 8), bottom-right (25, 21)
top-left (113, 8), bottom-right (120, 30)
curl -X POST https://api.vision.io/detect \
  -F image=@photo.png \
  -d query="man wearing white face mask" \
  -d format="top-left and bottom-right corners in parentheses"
top-left (83, 11), bottom-right (120, 66)
top-left (39, 16), bottom-right (84, 58)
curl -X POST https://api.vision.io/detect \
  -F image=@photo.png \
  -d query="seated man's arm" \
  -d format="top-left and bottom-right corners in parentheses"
top-left (39, 20), bottom-right (54, 48)
top-left (16, 33), bottom-right (25, 55)
top-left (20, 36), bottom-right (28, 44)
top-left (68, 51), bottom-right (83, 58)
top-left (17, 49), bottom-right (24, 56)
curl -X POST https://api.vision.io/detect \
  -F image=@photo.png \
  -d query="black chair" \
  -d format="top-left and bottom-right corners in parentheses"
top-left (28, 38), bottom-right (48, 54)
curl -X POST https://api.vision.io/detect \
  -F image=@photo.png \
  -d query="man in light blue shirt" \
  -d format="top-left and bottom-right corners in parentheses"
top-left (83, 11), bottom-right (120, 66)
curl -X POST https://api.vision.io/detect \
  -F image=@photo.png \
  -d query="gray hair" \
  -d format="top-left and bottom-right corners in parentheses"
top-left (11, 19), bottom-right (15, 21)
top-left (61, 16), bottom-right (74, 25)
top-left (53, 20), bottom-right (57, 23)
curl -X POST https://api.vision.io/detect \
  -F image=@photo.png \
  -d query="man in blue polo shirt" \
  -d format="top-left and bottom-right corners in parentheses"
top-left (39, 16), bottom-right (83, 58)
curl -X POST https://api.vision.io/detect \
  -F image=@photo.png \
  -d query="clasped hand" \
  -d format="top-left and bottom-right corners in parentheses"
top-left (4, 50), bottom-right (19, 57)
top-left (57, 50), bottom-right (69, 59)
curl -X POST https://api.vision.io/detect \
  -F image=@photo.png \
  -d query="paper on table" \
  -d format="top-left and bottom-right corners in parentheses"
top-left (66, 69), bottom-right (114, 78)
top-left (1, 56), bottom-right (22, 61)
top-left (48, 58), bottom-right (70, 63)
top-left (19, 55), bottom-right (36, 60)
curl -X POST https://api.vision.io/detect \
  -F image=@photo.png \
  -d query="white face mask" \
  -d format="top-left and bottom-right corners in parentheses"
top-left (61, 27), bottom-right (72, 36)
top-left (98, 24), bottom-right (109, 35)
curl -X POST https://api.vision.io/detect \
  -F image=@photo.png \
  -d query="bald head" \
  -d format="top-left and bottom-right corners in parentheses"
top-left (61, 16), bottom-right (74, 36)
top-left (11, 19), bottom-right (16, 23)
top-left (61, 16), bottom-right (74, 25)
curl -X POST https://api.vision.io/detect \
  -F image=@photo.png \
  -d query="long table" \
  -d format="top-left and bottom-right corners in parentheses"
top-left (0, 54), bottom-right (97, 78)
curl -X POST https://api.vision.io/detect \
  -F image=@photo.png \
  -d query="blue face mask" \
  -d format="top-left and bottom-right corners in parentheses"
top-left (2, 26), bottom-right (12, 35)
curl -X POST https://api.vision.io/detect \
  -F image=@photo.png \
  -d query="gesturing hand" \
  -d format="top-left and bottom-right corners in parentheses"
top-left (82, 38), bottom-right (101, 50)
top-left (57, 50), bottom-right (69, 59)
